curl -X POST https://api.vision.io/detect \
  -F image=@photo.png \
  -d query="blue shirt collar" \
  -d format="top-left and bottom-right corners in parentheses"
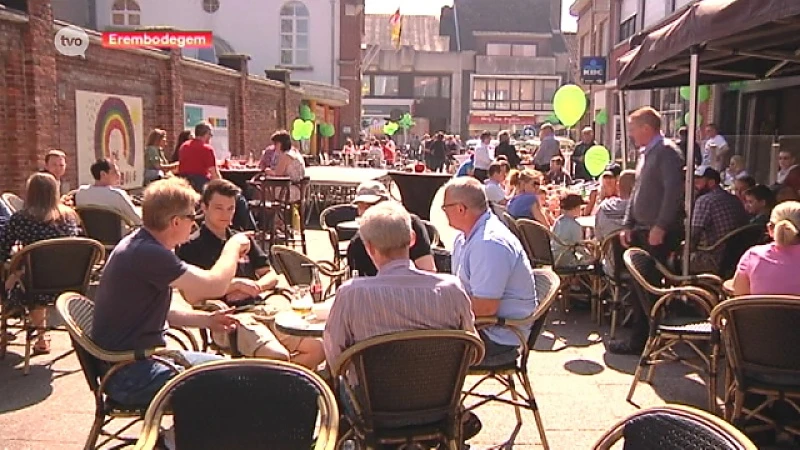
top-left (640, 134), bottom-right (664, 155)
top-left (465, 211), bottom-right (492, 242)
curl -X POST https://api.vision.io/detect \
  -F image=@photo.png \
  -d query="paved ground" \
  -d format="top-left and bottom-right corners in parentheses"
top-left (0, 187), bottom-right (716, 449)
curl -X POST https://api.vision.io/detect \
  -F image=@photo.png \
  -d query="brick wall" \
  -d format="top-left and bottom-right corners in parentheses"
top-left (0, 17), bottom-right (30, 194)
top-left (0, 3), bottom-right (302, 195)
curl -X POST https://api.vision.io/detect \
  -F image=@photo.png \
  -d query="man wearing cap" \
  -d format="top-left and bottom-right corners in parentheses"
top-left (690, 166), bottom-right (748, 273)
top-left (347, 181), bottom-right (435, 276)
top-left (612, 107), bottom-right (684, 355)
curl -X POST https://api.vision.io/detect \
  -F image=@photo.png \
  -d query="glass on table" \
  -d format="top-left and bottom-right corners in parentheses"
top-left (290, 285), bottom-right (313, 314)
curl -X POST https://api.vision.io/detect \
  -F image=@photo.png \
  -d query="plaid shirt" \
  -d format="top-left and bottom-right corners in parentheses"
top-left (691, 187), bottom-right (748, 248)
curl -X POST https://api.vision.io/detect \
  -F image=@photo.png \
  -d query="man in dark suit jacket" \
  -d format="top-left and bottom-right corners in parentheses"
top-left (611, 107), bottom-right (685, 355)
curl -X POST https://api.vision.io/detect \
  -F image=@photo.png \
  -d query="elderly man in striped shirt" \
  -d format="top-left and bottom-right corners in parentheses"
top-left (323, 201), bottom-right (477, 367)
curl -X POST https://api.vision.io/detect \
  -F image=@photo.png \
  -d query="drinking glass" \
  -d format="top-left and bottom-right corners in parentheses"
top-left (291, 285), bottom-right (313, 314)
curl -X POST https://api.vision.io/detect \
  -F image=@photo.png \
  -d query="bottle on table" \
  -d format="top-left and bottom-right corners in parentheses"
top-left (310, 266), bottom-right (323, 303)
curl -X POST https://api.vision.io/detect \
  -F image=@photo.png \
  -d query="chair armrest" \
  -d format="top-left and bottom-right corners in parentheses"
top-left (649, 286), bottom-right (718, 325)
top-left (317, 261), bottom-right (346, 278)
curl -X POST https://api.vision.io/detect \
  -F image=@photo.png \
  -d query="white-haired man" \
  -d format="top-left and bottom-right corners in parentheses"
top-left (442, 177), bottom-right (538, 366)
top-left (324, 201), bottom-right (476, 367)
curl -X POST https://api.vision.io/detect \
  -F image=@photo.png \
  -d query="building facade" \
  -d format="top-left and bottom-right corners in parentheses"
top-left (439, 0), bottom-right (572, 138)
top-left (50, 0), bottom-right (363, 148)
top-left (571, 0), bottom-right (714, 159)
top-left (361, 14), bottom-right (473, 139)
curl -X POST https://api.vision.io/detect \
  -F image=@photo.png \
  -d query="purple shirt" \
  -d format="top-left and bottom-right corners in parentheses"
top-left (737, 243), bottom-right (800, 295)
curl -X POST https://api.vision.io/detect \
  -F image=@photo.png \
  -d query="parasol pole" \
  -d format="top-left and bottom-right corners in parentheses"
top-left (683, 47), bottom-right (700, 276)
top-left (617, 91), bottom-right (628, 169)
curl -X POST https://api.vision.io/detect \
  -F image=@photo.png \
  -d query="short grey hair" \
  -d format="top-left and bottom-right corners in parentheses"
top-left (444, 177), bottom-right (488, 212)
top-left (358, 201), bottom-right (412, 254)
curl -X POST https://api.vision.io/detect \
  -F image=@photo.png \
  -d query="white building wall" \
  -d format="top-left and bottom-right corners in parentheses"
top-left (94, 0), bottom-right (338, 84)
top-left (642, 0), bottom-right (668, 29)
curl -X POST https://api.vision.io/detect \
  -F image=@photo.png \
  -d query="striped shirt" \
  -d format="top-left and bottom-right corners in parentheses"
top-left (323, 259), bottom-right (477, 366)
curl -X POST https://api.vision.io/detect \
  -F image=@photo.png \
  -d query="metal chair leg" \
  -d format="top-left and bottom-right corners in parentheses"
top-left (626, 337), bottom-right (655, 404)
top-left (520, 370), bottom-right (549, 450)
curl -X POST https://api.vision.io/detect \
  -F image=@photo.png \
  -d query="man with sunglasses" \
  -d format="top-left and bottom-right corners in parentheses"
top-left (92, 178), bottom-right (250, 407)
top-left (442, 177), bottom-right (538, 366)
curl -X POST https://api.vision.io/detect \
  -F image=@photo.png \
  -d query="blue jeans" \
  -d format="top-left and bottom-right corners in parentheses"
top-left (105, 351), bottom-right (222, 406)
top-left (477, 330), bottom-right (519, 367)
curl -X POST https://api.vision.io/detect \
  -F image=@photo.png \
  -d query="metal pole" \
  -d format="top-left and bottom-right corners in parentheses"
top-left (618, 90), bottom-right (628, 169)
top-left (683, 48), bottom-right (700, 276)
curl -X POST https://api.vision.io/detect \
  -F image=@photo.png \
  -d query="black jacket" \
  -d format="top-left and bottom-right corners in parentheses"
top-left (494, 142), bottom-right (520, 168)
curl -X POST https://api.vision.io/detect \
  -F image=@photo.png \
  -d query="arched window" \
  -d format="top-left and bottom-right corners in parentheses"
top-left (280, 1), bottom-right (309, 66)
top-left (111, 0), bottom-right (141, 26)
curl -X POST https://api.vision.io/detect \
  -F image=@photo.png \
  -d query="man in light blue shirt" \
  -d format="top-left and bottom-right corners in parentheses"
top-left (443, 177), bottom-right (538, 365)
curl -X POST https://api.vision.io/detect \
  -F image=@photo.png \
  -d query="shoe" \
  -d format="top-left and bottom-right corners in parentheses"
top-left (462, 411), bottom-right (482, 440)
top-left (608, 339), bottom-right (645, 355)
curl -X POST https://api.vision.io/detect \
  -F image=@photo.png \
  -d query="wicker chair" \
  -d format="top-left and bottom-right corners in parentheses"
top-left (623, 248), bottom-right (721, 412)
top-left (133, 359), bottom-right (338, 450)
top-left (248, 174), bottom-right (296, 251)
top-left (270, 245), bottom-right (346, 297)
top-left (331, 330), bottom-right (484, 450)
top-left (75, 205), bottom-right (138, 253)
top-left (711, 296), bottom-right (800, 438)
top-left (0, 237), bottom-right (105, 375)
top-left (463, 269), bottom-right (562, 450)
top-left (319, 204), bottom-right (359, 265)
top-left (516, 218), bottom-right (600, 316)
top-left (598, 231), bottom-right (632, 338)
top-left (55, 293), bottom-right (198, 450)
top-left (1, 192), bottom-right (23, 212)
top-left (694, 223), bottom-right (767, 279)
top-left (592, 404), bottom-right (757, 449)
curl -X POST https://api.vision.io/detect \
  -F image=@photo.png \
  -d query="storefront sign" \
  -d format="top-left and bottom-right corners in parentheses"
top-left (469, 114), bottom-right (536, 125)
top-left (581, 57), bottom-right (607, 84)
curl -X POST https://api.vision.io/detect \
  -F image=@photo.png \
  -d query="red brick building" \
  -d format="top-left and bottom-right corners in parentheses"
top-left (0, 0), bottom-right (305, 194)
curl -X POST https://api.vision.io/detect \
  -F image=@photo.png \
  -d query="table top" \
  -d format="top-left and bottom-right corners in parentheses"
top-left (388, 171), bottom-right (453, 180)
top-left (220, 168), bottom-right (261, 173)
top-left (336, 220), bottom-right (360, 232)
top-left (305, 166), bottom-right (389, 186)
top-left (576, 215), bottom-right (596, 228)
top-left (274, 309), bottom-right (327, 337)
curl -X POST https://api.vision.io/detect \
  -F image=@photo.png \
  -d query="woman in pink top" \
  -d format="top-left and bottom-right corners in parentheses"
top-left (732, 201), bottom-right (800, 295)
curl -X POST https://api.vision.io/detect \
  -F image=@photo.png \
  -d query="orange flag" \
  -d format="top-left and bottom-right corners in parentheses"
top-left (389, 8), bottom-right (402, 49)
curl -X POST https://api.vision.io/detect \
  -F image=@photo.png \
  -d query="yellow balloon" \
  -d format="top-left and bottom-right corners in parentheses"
top-left (553, 84), bottom-right (587, 127)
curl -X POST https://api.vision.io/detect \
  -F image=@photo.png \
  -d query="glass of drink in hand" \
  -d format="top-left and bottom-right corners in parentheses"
top-left (291, 286), bottom-right (313, 314)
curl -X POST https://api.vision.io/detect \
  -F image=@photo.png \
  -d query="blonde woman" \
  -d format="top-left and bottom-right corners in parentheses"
top-left (732, 201), bottom-right (800, 295)
top-left (144, 128), bottom-right (179, 184)
top-left (506, 170), bottom-right (551, 225)
top-left (724, 155), bottom-right (748, 186)
top-left (0, 173), bottom-right (82, 354)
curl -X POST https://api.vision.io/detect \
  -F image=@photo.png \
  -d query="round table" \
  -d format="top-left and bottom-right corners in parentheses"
top-left (576, 215), bottom-right (596, 228)
top-left (336, 220), bottom-right (360, 241)
top-left (274, 310), bottom-right (327, 337)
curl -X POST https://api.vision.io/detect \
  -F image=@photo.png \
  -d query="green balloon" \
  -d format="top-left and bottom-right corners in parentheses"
top-left (299, 104), bottom-right (314, 121)
top-left (291, 128), bottom-right (304, 141)
top-left (595, 109), bottom-right (608, 126)
top-left (679, 85), bottom-right (710, 102)
top-left (302, 120), bottom-right (315, 139)
top-left (553, 84), bottom-right (587, 127)
top-left (292, 118), bottom-right (304, 132)
top-left (584, 145), bottom-right (611, 177)
top-left (684, 113), bottom-right (703, 127)
top-left (319, 123), bottom-right (335, 138)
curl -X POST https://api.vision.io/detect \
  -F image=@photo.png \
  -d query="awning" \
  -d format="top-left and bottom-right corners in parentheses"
top-left (618, 0), bottom-right (800, 90)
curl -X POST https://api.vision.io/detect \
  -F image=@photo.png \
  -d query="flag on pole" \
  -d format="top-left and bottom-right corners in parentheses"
top-left (389, 8), bottom-right (402, 49)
